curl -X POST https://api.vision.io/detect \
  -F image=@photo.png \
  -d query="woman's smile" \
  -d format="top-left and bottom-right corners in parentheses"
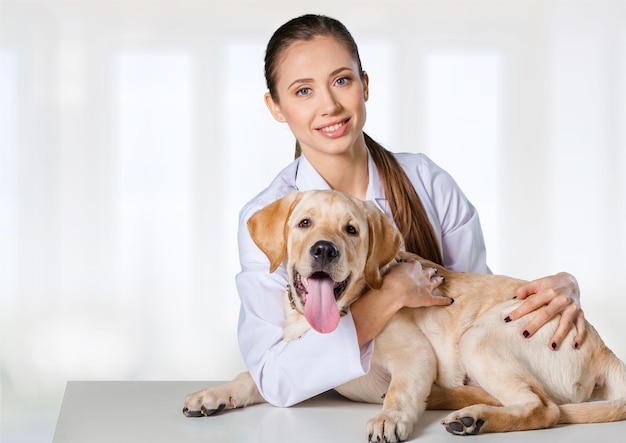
top-left (316, 118), bottom-right (350, 138)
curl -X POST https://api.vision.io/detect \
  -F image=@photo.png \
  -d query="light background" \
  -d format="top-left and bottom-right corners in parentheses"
top-left (1, 0), bottom-right (625, 442)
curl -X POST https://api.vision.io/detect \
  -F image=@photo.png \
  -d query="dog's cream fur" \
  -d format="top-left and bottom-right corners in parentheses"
top-left (184, 190), bottom-right (626, 441)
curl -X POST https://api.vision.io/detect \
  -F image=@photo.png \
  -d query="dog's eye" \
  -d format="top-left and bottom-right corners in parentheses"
top-left (298, 219), bottom-right (311, 228)
top-left (346, 224), bottom-right (358, 236)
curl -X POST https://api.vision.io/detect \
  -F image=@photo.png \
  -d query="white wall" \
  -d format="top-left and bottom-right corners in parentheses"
top-left (1, 1), bottom-right (625, 442)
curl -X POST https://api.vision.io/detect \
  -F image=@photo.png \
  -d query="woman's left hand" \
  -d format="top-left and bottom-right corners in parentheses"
top-left (505, 272), bottom-right (585, 350)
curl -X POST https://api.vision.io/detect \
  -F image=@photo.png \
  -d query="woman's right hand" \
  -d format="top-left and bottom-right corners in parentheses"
top-left (352, 256), bottom-right (450, 348)
top-left (382, 257), bottom-right (450, 309)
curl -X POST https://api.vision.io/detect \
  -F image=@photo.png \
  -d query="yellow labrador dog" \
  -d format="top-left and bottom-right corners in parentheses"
top-left (184, 190), bottom-right (626, 441)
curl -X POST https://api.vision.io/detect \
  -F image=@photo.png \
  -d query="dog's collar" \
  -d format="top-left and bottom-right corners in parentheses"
top-left (286, 285), bottom-right (348, 317)
top-left (286, 285), bottom-right (298, 310)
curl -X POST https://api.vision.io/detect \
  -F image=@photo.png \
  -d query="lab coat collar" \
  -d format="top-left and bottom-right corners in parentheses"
top-left (294, 155), bottom-right (332, 191)
top-left (294, 150), bottom-right (387, 206)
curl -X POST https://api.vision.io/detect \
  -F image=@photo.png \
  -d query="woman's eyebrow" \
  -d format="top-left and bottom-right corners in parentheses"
top-left (329, 67), bottom-right (353, 77)
top-left (288, 77), bottom-right (314, 90)
top-left (287, 67), bottom-right (354, 90)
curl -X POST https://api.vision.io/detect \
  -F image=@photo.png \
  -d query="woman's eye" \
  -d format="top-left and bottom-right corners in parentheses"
top-left (298, 219), bottom-right (311, 228)
top-left (346, 224), bottom-right (358, 236)
top-left (296, 87), bottom-right (311, 96)
top-left (335, 77), bottom-right (350, 86)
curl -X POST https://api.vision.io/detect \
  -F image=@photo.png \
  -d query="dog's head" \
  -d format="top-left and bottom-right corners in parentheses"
top-left (247, 190), bottom-right (402, 334)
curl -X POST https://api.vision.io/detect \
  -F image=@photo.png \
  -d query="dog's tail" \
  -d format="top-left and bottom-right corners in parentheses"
top-left (558, 398), bottom-right (626, 424)
top-left (558, 347), bottom-right (626, 424)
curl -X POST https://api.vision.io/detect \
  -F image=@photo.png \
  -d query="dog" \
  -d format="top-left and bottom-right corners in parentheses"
top-left (184, 190), bottom-right (626, 442)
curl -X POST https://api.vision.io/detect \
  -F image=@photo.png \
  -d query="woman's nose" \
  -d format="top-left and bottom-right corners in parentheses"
top-left (319, 88), bottom-right (341, 115)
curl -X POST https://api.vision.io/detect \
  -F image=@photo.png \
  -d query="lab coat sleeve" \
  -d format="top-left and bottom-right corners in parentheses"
top-left (235, 197), bottom-right (374, 407)
top-left (423, 156), bottom-right (490, 273)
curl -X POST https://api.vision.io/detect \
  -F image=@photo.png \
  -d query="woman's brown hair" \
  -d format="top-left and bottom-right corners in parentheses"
top-left (264, 14), bottom-right (444, 265)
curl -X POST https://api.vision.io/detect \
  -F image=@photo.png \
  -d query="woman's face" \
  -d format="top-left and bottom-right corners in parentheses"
top-left (265, 36), bottom-right (369, 159)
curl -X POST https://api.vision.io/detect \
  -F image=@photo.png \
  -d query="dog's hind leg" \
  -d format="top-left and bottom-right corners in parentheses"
top-left (440, 318), bottom-right (562, 434)
top-left (559, 343), bottom-right (626, 424)
top-left (441, 382), bottom-right (560, 434)
top-left (183, 372), bottom-right (265, 417)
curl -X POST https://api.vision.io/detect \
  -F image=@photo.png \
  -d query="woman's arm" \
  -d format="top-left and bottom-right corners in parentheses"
top-left (351, 258), bottom-right (449, 348)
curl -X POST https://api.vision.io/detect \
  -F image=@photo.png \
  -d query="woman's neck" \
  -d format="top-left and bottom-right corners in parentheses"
top-left (302, 141), bottom-right (369, 200)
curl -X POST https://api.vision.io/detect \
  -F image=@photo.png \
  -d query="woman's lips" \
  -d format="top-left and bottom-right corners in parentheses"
top-left (317, 118), bottom-right (349, 138)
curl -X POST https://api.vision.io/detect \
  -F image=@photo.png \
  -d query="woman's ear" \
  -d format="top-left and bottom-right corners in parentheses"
top-left (362, 71), bottom-right (369, 102)
top-left (264, 92), bottom-right (286, 122)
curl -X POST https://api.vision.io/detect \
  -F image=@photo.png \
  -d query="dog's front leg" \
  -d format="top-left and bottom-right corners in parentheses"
top-left (366, 315), bottom-right (437, 442)
top-left (183, 372), bottom-right (265, 417)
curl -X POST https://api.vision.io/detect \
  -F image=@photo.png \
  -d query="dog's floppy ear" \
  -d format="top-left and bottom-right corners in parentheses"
top-left (247, 191), bottom-right (302, 273)
top-left (363, 202), bottom-right (402, 289)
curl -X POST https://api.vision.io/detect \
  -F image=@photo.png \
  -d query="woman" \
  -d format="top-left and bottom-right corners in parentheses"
top-left (236, 14), bottom-right (585, 407)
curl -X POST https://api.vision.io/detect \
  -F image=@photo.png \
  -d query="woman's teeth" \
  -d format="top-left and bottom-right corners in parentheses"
top-left (320, 122), bottom-right (344, 133)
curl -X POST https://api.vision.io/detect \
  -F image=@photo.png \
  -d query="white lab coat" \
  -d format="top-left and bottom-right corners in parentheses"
top-left (235, 151), bottom-right (488, 407)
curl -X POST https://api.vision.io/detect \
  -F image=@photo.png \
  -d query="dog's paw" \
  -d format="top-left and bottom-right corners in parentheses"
top-left (367, 411), bottom-right (413, 442)
top-left (183, 388), bottom-right (231, 417)
top-left (441, 412), bottom-right (485, 435)
top-left (182, 403), bottom-right (225, 417)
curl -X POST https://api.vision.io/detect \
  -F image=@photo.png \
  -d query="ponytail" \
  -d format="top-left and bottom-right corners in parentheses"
top-left (364, 133), bottom-right (444, 265)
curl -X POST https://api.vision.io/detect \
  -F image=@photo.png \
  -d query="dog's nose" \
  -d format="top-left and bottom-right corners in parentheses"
top-left (310, 240), bottom-right (339, 265)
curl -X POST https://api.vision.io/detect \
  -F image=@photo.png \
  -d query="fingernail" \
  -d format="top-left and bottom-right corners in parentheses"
top-left (504, 316), bottom-right (512, 323)
top-left (523, 330), bottom-right (530, 338)
top-left (551, 342), bottom-right (557, 350)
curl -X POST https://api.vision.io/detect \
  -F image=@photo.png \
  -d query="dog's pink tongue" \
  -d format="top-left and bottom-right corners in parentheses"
top-left (303, 274), bottom-right (340, 333)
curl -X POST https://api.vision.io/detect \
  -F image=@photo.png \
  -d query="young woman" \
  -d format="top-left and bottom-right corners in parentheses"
top-left (236, 14), bottom-right (585, 407)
